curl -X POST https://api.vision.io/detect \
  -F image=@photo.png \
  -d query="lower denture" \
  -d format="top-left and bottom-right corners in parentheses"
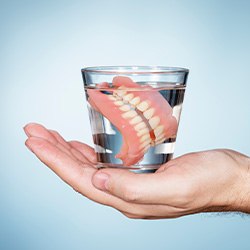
top-left (87, 76), bottom-right (177, 166)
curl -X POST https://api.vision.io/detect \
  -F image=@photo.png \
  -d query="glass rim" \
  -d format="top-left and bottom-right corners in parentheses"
top-left (81, 66), bottom-right (189, 74)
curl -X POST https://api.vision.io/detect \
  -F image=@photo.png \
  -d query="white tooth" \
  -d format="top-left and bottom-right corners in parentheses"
top-left (129, 116), bottom-right (142, 125)
top-left (114, 100), bottom-right (124, 106)
top-left (137, 128), bottom-right (149, 137)
top-left (115, 89), bottom-right (127, 97)
top-left (108, 95), bottom-right (117, 101)
top-left (140, 133), bottom-right (151, 143)
top-left (137, 101), bottom-right (149, 112)
top-left (156, 133), bottom-right (165, 142)
top-left (129, 96), bottom-right (140, 106)
top-left (134, 122), bottom-right (146, 131)
top-left (119, 104), bottom-right (131, 111)
top-left (122, 110), bottom-right (137, 119)
top-left (149, 116), bottom-right (160, 129)
top-left (154, 125), bottom-right (164, 137)
top-left (143, 108), bottom-right (154, 119)
top-left (123, 93), bottom-right (134, 102)
top-left (140, 139), bottom-right (151, 149)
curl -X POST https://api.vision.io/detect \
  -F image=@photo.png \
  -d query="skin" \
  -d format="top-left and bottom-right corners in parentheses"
top-left (24, 123), bottom-right (250, 219)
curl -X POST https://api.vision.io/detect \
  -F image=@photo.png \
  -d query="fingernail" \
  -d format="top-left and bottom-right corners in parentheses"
top-left (92, 172), bottom-right (109, 191)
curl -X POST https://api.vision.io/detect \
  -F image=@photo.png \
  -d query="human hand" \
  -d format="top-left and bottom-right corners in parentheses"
top-left (24, 123), bottom-right (250, 219)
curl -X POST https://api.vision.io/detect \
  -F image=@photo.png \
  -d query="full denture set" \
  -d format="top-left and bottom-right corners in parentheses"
top-left (87, 76), bottom-right (178, 166)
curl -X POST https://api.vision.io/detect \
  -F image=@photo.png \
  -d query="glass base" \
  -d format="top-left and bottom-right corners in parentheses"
top-left (97, 163), bottom-right (159, 174)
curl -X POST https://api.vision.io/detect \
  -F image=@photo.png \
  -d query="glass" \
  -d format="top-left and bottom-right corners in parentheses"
top-left (81, 66), bottom-right (189, 173)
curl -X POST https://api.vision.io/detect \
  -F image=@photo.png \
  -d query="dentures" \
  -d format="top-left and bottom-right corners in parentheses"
top-left (87, 76), bottom-right (178, 166)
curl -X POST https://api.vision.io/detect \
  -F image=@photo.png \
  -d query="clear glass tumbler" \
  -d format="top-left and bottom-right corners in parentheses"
top-left (82, 66), bottom-right (189, 173)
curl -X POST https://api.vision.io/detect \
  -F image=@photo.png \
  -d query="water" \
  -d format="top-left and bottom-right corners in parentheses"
top-left (85, 82), bottom-right (185, 173)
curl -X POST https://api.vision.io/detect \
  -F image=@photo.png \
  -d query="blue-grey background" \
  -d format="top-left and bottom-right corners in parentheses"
top-left (1, 0), bottom-right (249, 249)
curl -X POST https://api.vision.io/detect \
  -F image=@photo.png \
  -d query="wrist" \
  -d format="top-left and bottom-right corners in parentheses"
top-left (234, 155), bottom-right (250, 213)
top-left (203, 150), bottom-right (250, 214)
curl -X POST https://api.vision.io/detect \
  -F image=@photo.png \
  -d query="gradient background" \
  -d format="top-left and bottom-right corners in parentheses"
top-left (1, 0), bottom-right (250, 249)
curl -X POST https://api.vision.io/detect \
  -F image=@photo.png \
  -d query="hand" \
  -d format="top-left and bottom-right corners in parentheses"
top-left (24, 123), bottom-right (250, 219)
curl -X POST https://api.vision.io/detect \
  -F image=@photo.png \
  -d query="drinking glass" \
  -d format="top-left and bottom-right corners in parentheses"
top-left (82, 66), bottom-right (189, 173)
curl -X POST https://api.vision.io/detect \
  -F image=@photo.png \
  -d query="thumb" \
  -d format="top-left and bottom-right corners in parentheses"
top-left (92, 168), bottom-right (180, 204)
